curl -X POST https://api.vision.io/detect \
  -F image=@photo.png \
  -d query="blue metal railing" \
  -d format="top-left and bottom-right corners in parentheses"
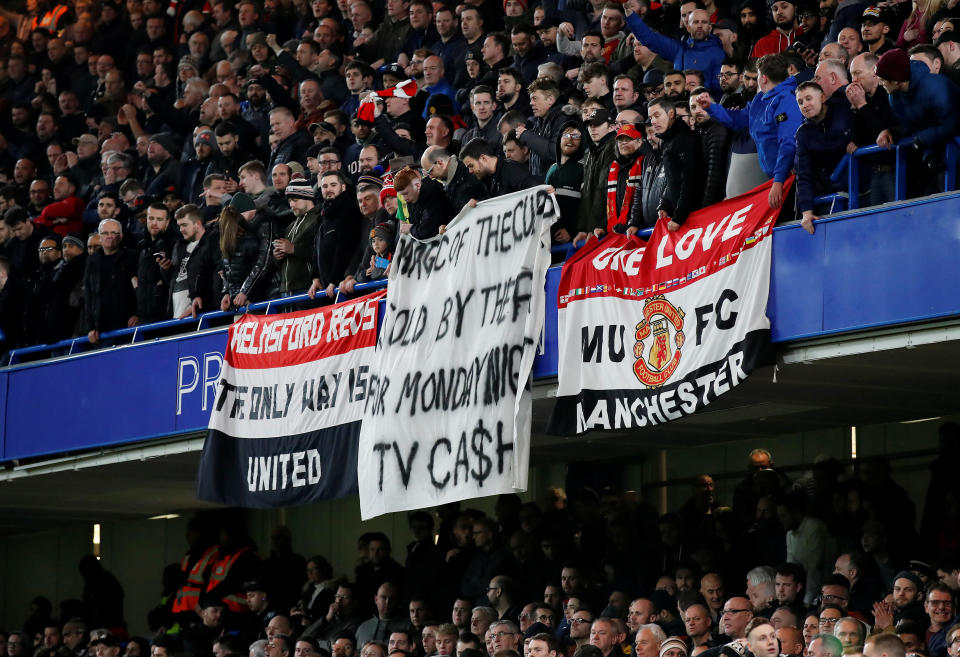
top-left (814, 137), bottom-right (918, 211)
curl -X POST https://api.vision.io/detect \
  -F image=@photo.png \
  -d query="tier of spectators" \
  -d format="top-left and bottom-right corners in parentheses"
top-left (2, 0), bottom-right (960, 354)
top-left (4, 440), bottom-right (960, 657)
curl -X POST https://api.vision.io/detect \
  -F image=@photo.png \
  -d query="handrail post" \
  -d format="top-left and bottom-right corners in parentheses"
top-left (947, 139), bottom-right (960, 192)
top-left (848, 151), bottom-right (860, 210)
top-left (895, 144), bottom-right (907, 201)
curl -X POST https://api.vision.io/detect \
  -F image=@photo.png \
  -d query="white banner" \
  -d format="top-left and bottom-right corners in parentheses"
top-left (358, 186), bottom-right (557, 519)
top-left (549, 181), bottom-right (781, 435)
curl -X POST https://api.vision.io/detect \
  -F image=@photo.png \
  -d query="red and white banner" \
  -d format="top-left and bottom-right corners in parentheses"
top-left (198, 291), bottom-right (385, 507)
top-left (548, 180), bottom-right (787, 435)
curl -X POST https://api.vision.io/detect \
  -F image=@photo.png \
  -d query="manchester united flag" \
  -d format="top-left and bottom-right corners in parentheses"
top-left (548, 180), bottom-right (788, 435)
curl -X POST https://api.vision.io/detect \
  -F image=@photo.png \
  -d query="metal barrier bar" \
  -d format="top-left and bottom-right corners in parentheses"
top-left (947, 138), bottom-right (960, 192)
top-left (7, 278), bottom-right (390, 366)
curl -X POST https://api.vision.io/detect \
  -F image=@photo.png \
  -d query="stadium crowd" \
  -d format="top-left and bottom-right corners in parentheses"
top-left (4, 441), bottom-right (960, 657)
top-left (1, 0), bottom-right (960, 353)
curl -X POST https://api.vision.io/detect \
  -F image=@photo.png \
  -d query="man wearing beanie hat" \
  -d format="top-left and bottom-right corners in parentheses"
top-left (145, 133), bottom-right (182, 199)
top-left (750, 0), bottom-right (803, 58)
top-left (181, 130), bottom-right (219, 205)
top-left (875, 48), bottom-right (960, 177)
top-left (274, 177), bottom-right (319, 297)
top-left (658, 638), bottom-right (687, 657)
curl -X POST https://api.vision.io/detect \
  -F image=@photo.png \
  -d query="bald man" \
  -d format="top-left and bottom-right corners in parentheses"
top-left (777, 627), bottom-right (804, 657)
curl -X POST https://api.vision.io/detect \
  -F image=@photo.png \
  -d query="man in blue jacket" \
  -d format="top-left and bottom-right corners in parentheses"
top-left (623, 0), bottom-right (725, 94)
top-left (694, 53), bottom-right (803, 209)
top-left (874, 48), bottom-right (960, 175)
top-left (794, 81), bottom-right (852, 234)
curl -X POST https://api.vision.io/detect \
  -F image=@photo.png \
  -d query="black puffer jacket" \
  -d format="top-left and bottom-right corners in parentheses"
top-left (578, 131), bottom-right (617, 233)
top-left (629, 148), bottom-right (665, 230)
top-left (311, 192), bottom-right (363, 288)
top-left (488, 157), bottom-right (541, 198)
top-left (220, 215), bottom-right (275, 302)
top-left (409, 176), bottom-right (456, 239)
top-left (443, 156), bottom-right (488, 210)
top-left (137, 233), bottom-right (175, 323)
top-left (657, 119), bottom-right (704, 225)
top-left (696, 119), bottom-right (731, 207)
top-left (517, 102), bottom-right (567, 177)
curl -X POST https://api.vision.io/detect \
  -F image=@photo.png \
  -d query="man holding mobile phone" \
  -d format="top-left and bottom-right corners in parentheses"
top-left (135, 202), bottom-right (174, 324)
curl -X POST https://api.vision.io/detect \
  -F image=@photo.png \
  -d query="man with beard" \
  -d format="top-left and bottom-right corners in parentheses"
top-left (605, 123), bottom-right (645, 233)
top-left (210, 122), bottom-right (253, 187)
top-left (144, 133), bottom-right (181, 198)
top-left (181, 131), bottom-right (219, 205)
top-left (22, 235), bottom-right (63, 345)
top-left (393, 167), bottom-right (454, 239)
top-left (169, 205), bottom-right (217, 319)
top-left (497, 68), bottom-right (532, 116)
top-left (273, 179), bottom-right (320, 297)
top-left (136, 203), bottom-right (174, 324)
top-left (751, 0), bottom-right (803, 57)
top-left (308, 171), bottom-right (363, 299)
top-left (543, 122), bottom-right (584, 245)
top-left (460, 138), bottom-right (541, 198)
top-left (861, 7), bottom-right (896, 55)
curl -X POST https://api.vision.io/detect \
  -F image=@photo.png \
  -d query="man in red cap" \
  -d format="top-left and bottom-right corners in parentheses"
top-left (605, 123), bottom-right (646, 233)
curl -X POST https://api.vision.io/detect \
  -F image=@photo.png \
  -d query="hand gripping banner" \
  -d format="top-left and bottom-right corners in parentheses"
top-left (549, 179), bottom-right (788, 435)
top-left (198, 291), bottom-right (385, 507)
top-left (357, 186), bottom-right (557, 519)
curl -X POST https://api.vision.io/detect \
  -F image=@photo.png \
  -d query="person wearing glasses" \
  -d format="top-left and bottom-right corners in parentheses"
top-left (818, 606), bottom-right (844, 636)
top-left (486, 577), bottom-right (522, 626)
top-left (544, 121), bottom-right (584, 245)
top-left (570, 610), bottom-right (596, 652)
top-left (22, 235), bottom-right (61, 345)
top-left (718, 598), bottom-right (754, 641)
top-left (923, 583), bottom-right (956, 657)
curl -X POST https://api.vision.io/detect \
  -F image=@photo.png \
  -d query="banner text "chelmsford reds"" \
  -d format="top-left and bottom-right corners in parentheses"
top-left (230, 301), bottom-right (376, 355)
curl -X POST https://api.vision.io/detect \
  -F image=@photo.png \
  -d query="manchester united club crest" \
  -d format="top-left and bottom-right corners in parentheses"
top-left (633, 295), bottom-right (686, 388)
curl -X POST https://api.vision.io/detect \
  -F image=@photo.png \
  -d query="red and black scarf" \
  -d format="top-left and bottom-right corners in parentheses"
top-left (606, 155), bottom-right (644, 232)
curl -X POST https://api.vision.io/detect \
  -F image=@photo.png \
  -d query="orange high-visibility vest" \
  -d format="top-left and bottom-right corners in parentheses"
top-left (30, 5), bottom-right (69, 34)
top-left (205, 546), bottom-right (253, 613)
top-left (171, 545), bottom-right (220, 614)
